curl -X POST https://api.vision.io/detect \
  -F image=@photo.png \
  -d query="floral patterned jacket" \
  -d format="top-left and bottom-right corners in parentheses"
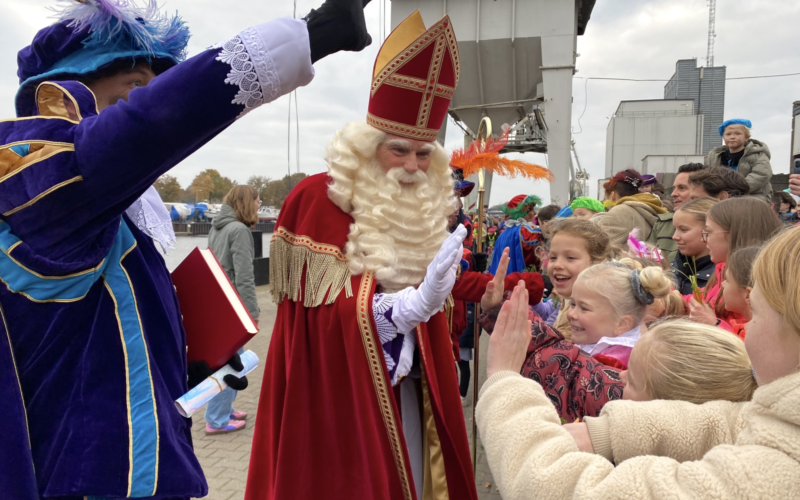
top-left (480, 307), bottom-right (624, 421)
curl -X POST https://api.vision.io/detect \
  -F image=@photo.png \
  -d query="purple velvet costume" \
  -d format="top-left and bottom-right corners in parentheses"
top-left (0, 11), bottom-right (313, 500)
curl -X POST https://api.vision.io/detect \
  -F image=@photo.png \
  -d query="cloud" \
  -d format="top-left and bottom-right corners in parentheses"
top-left (1, 0), bottom-right (797, 209)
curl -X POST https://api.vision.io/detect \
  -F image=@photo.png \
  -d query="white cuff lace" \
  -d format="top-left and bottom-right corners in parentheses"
top-left (216, 26), bottom-right (280, 118)
top-left (126, 186), bottom-right (176, 254)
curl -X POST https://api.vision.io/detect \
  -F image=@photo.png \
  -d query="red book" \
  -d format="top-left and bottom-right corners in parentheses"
top-left (172, 247), bottom-right (259, 370)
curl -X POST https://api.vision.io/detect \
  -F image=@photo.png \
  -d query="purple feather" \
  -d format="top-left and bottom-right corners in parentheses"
top-left (50, 0), bottom-right (190, 61)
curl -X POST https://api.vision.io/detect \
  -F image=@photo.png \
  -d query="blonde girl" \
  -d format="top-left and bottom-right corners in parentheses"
top-left (689, 197), bottom-right (782, 329)
top-left (622, 319), bottom-right (756, 403)
top-left (619, 257), bottom-right (686, 323)
top-left (478, 225), bottom-right (800, 500)
top-left (671, 197), bottom-right (718, 295)
top-left (533, 219), bottom-right (612, 340)
top-left (568, 263), bottom-right (673, 368)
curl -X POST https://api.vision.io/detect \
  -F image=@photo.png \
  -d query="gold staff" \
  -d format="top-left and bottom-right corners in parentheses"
top-left (471, 116), bottom-right (491, 472)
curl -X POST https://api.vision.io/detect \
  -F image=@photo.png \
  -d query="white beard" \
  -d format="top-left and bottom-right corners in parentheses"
top-left (341, 161), bottom-right (453, 293)
top-left (325, 121), bottom-right (456, 293)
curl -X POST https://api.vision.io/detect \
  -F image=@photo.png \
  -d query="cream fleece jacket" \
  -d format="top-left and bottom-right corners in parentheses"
top-left (476, 370), bottom-right (800, 500)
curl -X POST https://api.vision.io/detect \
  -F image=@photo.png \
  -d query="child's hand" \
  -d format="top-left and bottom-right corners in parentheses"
top-left (688, 298), bottom-right (718, 325)
top-left (486, 281), bottom-right (531, 378)
top-left (481, 248), bottom-right (510, 311)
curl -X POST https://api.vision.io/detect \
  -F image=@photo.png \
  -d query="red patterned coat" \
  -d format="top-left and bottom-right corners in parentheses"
top-left (480, 311), bottom-right (624, 421)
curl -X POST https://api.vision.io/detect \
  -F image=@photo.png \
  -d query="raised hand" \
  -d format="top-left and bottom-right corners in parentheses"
top-left (486, 281), bottom-right (531, 378)
top-left (481, 248), bottom-right (510, 311)
top-left (305, 0), bottom-right (373, 63)
top-left (391, 225), bottom-right (466, 333)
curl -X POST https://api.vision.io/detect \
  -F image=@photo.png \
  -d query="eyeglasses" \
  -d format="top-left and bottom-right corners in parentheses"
top-left (701, 229), bottom-right (729, 242)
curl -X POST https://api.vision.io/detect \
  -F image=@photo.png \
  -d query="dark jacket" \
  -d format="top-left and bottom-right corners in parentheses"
top-left (672, 253), bottom-right (715, 296)
top-left (705, 139), bottom-right (773, 202)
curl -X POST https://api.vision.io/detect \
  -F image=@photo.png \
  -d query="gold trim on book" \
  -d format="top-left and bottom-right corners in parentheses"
top-left (357, 271), bottom-right (413, 500)
top-left (269, 227), bottom-right (352, 306)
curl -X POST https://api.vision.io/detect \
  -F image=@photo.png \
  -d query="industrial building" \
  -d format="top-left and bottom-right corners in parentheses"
top-left (389, 0), bottom-right (597, 206)
top-left (605, 59), bottom-right (726, 178)
top-left (665, 59), bottom-right (726, 155)
top-left (605, 99), bottom-right (704, 178)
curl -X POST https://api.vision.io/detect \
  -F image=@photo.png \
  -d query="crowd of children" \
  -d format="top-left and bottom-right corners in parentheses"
top-left (467, 146), bottom-right (800, 497)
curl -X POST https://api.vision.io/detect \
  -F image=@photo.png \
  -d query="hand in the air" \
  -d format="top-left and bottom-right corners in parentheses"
top-left (486, 281), bottom-right (531, 378)
top-left (481, 248), bottom-right (509, 311)
top-left (790, 173), bottom-right (800, 197)
top-left (417, 224), bottom-right (467, 311)
top-left (391, 225), bottom-right (466, 333)
top-left (305, 0), bottom-right (373, 63)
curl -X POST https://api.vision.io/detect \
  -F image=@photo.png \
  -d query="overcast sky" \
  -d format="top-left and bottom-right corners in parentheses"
top-left (2, 0), bottom-right (798, 206)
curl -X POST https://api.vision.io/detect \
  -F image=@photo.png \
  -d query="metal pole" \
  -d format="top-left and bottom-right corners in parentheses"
top-left (471, 173), bottom-right (485, 473)
top-left (471, 117), bottom-right (491, 473)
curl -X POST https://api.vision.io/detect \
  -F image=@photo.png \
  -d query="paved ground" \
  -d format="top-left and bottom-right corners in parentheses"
top-left (192, 286), bottom-right (498, 499)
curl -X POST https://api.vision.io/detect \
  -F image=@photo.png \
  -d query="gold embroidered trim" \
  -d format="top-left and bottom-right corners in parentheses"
top-left (382, 74), bottom-right (454, 99)
top-left (269, 227), bottom-right (353, 306)
top-left (367, 113), bottom-right (440, 142)
top-left (371, 16), bottom-right (460, 98)
top-left (3, 176), bottom-right (83, 216)
top-left (357, 271), bottom-right (413, 500)
top-left (444, 294), bottom-right (455, 339)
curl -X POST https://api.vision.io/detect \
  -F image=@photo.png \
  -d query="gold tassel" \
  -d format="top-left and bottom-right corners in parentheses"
top-left (269, 228), bottom-right (353, 307)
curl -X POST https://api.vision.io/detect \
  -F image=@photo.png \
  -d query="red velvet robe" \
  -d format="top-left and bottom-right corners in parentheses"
top-left (245, 174), bottom-right (478, 500)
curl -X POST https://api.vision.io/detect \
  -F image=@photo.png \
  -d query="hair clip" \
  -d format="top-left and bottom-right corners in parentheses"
top-left (624, 176), bottom-right (640, 188)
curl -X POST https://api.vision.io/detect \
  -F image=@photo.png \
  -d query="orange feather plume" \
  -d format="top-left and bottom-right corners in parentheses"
top-left (450, 131), bottom-right (555, 182)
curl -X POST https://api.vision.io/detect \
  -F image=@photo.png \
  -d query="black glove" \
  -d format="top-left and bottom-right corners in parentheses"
top-left (473, 252), bottom-right (489, 273)
top-left (187, 354), bottom-right (249, 390)
top-left (305, 0), bottom-right (372, 64)
top-left (223, 353), bottom-right (249, 390)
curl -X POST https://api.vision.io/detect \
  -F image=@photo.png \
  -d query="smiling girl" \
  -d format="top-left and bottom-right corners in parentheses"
top-left (568, 263), bottom-right (672, 367)
top-left (532, 219), bottom-right (612, 341)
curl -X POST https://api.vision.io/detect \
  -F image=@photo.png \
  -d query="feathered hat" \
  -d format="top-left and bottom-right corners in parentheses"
top-left (500, 194), bottom-right (543, 219)
top-left (451, 167), bottom-right (475, 197)
top-left (15, 0), bottom-right (190, 117)
top-left (449, 128), bottom-right (555, 182)
top-left (367, 11), bottom-right (459, 141)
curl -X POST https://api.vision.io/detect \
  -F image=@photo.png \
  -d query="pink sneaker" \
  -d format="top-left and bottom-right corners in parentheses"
top-left (230, 410), bottom-right (247, 421)
top-left (205, 420), bottom-right (246, 435)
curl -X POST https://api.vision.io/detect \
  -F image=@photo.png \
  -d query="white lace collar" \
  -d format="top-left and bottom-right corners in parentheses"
top-left (575, 326), bottom-right (642, 357)
top-left (125, 186), bottom-right (176, 254)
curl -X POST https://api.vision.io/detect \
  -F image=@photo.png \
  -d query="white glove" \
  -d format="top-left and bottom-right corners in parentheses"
top-left (391, 225), bottom-right (467, 333)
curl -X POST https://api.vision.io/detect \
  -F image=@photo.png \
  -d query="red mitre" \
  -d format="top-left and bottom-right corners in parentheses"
top-left (367, 11), bottom-right (460, 142)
